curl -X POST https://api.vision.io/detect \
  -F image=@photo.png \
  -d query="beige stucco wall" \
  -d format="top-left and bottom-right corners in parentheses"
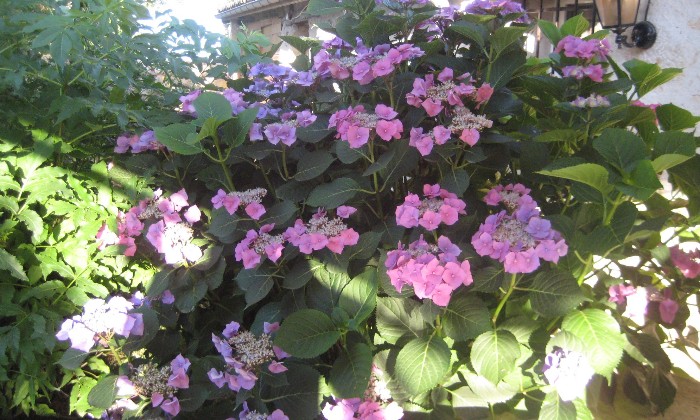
top-left (609, 0), bottom-right (700, 116)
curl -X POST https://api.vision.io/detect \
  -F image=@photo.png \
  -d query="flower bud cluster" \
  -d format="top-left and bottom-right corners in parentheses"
top-left (236, 402), bottom-right (289, 420)
top-left (285, 208), bottom-right (360, 255)
top-left (56, 296), bottom-right (144, 352)
top-left (329, 104), bottom-right (403, 148)
top-left (117, 354), bottom-right (190, 417)
top-left (212, 187), bottom-right (268, 220)
top-left (465, 0), bottom-right (531, 23)
top-left (406, 68), bottom-right (493, 117)
top-left (542, 347), bottom-right (594, 401)
top-left (208, 322), bottom-right (288, 393)
top-left (448, 106), bottom-right (494, 147)
top-left (471, 184), bottom-right (567, 274)
top-left (313, 41), bottom-right (424, 84)
top-left (235, 224), bottom-right (285, 269)
top-left (386, 235), bottom-right (473, 306)
top-left (250, 109), bottom-right (317, 146)
top-left (322, 365), bottom-right (403, 420)
top-left (570, 93), bottom-right (610, 108)
top-left (97, 188), bottom-right (202, 265)
top-left (114, 130), bottom-right (163, 154)
top-left (395, 183), bottom-right (467, 230)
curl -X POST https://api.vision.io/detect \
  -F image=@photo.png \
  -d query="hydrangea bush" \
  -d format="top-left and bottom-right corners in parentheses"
top-left (2, 0), bottom-right (700, 418)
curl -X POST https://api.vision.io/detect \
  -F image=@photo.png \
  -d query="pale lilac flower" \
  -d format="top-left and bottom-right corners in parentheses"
top-left (542, 347), bottom-right (594, 401)
top-left (179, 90), bottom-right (201, 115)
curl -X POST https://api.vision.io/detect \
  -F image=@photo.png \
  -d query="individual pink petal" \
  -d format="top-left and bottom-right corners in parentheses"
top-left (336, 206), bottom-right (357, 218)
top-left (183, 205), bottom-right (201, 224)
top-left (459, 128), bottom-right (480, 146)
top-left (160, 397), bottom-right (180, 416)
top-left (245, 202), bottom-right (266, 220)
top-left (268, 361), bottom-right (288, 373)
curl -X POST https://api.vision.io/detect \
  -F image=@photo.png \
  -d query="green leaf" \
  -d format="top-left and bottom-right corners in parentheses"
top-left (471, 265), bottom-right (504, 292)
top-left (338, 269), bottom-right (377, 325)
top-left (453, 370), bottom-right (520, 406)
top-left (593, 129), bottom-right (648, 173)
top-left (146, 267), bottom-right (178, 298)
top-left (379, 140), bottom-right (420, 188)
top-left (442, 291), bottom-right (491, 341)
top-left (294, 150), bottom-right (335, 181)
top-left (235, 266), bottom-right (274, 308)
top-left (193, 92), bottom-right (233, 122)
top-left (260, 200), bottom-right (297, 227)
top-left (264, 364), bottom-right (325, 418)
top-left (175, 280), bottom-right (208, 313)
top-left (207, 207), bottom-right (239, 243)
top-left (335, 141), bottom-right (366, 164)
top-left (50, 32), bottom-right (73, 67)
top-left (154, 123), bottom-right (202, 155)
top-left (538, 20), bottom-right (561, 45)
top-left (296, 115), bottom-right (333, 143)
top-left (539, 391), bottom-right (576, 420)
top-left (440, 167), bottom-right (470, 196)
top-left (87, 375), bottom-right (118, 409)
top-left (560, 14), bottom-right (590, 37)
top-left (655, 104), bottom-right (700, 131)
top-left (280, 35), bottom-right (316, 54)
top-left (561, 309), bottom-right (625, 381)
top-left (538, 163), bottom-right (612, 195)
top-left (17, 209), bottom-right (43, 244)
top-left (376, 297), bottom-right (426, 344)
top-left (329, 342), bottom-right (373, 398)
top-left (306, 260), bottom-right (350, 314)
top-left (616, 160), bottom-right (663, 201)
top-left (283, 258), bottom-right (321, 289)
top-left (222, 107), bottom-right (259, 147)
top-left (395, 335), bottom-right (451, 396)
top-left (651, 131), bottom-right (696, 172)
top-left (362, 148), bottom-right (395, 177)
top-left (535, 129), bottom-right (579, 143)
top-left (529, 271), bottom-right (585, 318)
top-left (57, 348), bottom-right (89, 370)
top-left (471, 330), bottom-right (521, 384)
top-left (275, 309), bottom-right (340, 358)
top-left (448, 21), bottom-right (486, 48)
top-left (307, 177), bottom-right (361, 208)
top-left (492, 26), bottom-right (525, 58)
top-left (0, 249), bottom-right (28, 282)
top-left (487, 50), bottom-right (526, 90)
top-left (307, 0), bottom-right (345, 15)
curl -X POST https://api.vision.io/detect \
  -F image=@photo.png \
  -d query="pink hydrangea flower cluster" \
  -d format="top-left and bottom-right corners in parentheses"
top-left (97, 189), bottom-right (202, 264)
top-left (471, 184), bottom-right (568, 274)
top-left (329, 104), bottom-right (403, 148)
top-left (56, 296), bottom-right (144, 352)
top-left (285, 208), bottom-right (360, 254)
top-left (235, 224), bottom-right (285, 269)
top-left (385, 235), bottom-right (473, 306)
top-left (249, 109), bottom-right (317, 146)
top-left (406, 68), bottom-right (493, 117)
top-left (179, 89), bottom-right (201, 115)
top-left (614, 286), bottom-right (680, 325)
top-left (116, 354), bottom-right (190, 417)
top-left (555, 35), bottom-right (611, 61)
top-left (395, 183), bottom-right (467, 230)
top-left (669, 245), bottom-right (700, 279)
top-left (212, 187), bottom-right (267, 220)
top-left (208, 321), bottom-right (288, 393)
top-left (570, 93), bottom-right (610, 108)
top-left (465, 0), bottom-right (531, 23)
top-left (322, 365), bottom-right (403, 420)
top-left (114, 130), bottom-right (163, 154)
top-left (408, 126), bottom-right (452, 156)
top-left (447, 106), bottom-right (494, 146)
top-left (235, 401), bottom-right (289, 420)
top-left (313, 41), bottom-right (423, 84)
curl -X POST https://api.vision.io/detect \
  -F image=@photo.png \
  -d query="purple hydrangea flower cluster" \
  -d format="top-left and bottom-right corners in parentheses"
top-left (406, 67), bottom-right (493, 117)
top-left (408, 125), bottom-right (452, 156)
top-left (234, 402), bottom-right (289, 420)
top-left (208, 321), bottom-right (288, 393)
top-left (555, 35), bottom-right (611, 83)
top-left (212, 187), bottom-right (267, 220)
top-left (465, 0), bottom-right (531, 23)
top-left (542, 347), bottom-right (594, 401)
top-left (313, 41), bottom-right (424, 84)
top-left (329, 104), bottom-right (404, 148)
top-left (322, 365), bottom-right (404, 420)
top-left (115, 354), bottom-right (191, 417)
top-left (96, 188), bottom-right (202, 265)
top-left (386, 235), bottom-right (473, 306)
top-left (395, 183), bottom-right (467, 231)
top-left (284, 208), bottom-right (360, 255)
top-left (235, 224), bottom-right (285, 269)
top-left (471, 184), bottom-right (568, 274)
top-left (56, 296), bottom-right (144, 352)
top-left (570, 93), bottom-right (610, 108)
top-left (250, 109), bottom-right (317, 146)
top-left (114, 130), bottom-right (163, 154)
top-left (416, 7), bottom-right (458, 41)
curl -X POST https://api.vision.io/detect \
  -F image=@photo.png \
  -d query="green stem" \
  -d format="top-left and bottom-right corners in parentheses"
top-left (281, 145), bottom-right (290, 180)
top-left (492, 273), bottom-right (518, 325)
top-left (213, 131), bottom-right (235, 191)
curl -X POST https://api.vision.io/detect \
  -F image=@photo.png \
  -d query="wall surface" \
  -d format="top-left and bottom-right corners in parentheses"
top-left (609, 0), bottom-right (700, 117)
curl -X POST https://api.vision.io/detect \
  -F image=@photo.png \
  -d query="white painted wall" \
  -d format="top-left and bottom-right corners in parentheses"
top-left (609, 0), bottom-right (700, 116)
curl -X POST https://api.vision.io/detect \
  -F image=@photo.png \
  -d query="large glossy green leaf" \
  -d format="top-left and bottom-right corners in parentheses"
top-left (154, 123), bottom-right (202, 155)
top-left (529, 271), bottom-right (585, 317)
top-left (538, 391), bottom-right (576, 420)
top-left (592, 129), bottom-right (647, 173)
top-left (561, 309), bottom-right (625, 381)
top-left (471, 330), bottom-right (521, 384)
top-left (538, 163), bottom-right (612, 195)
top-left (338, 270), bottom-right (377, 326)
top-left (307, 177), bottom-right (361, 208)
top-left (395, 336), bottom-right (451, 395)
top-left (329, 342), bottom-right (373, 398)
top-left (0, 249), bottom-right (28, 282)
top-left (275, 309), bottom-right (340, 358)
top-left (655, 104), bottom-right (699, 131)
top-left (294, 150), bottom-right (335, 181)
top-left (376, 297), bottom-right (426, 344)
top-left (87, 375), bottom-right (118, 409)
top-left (442, 292), bottom-right (491, 341)
top-left (193, 92), bottom-right (233, 122)
top-left (264, 364), bottom-right (325, 418)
